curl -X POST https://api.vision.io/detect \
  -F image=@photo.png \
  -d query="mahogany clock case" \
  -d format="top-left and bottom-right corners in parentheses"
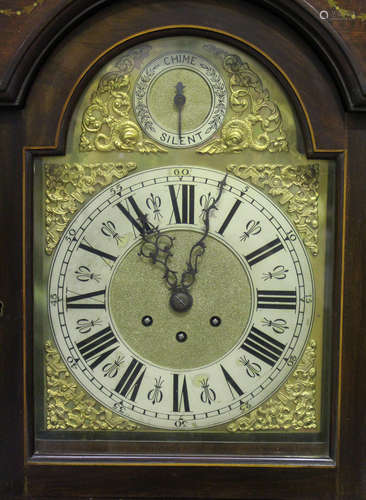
top-left (0, 1), bottom-right (365, 499)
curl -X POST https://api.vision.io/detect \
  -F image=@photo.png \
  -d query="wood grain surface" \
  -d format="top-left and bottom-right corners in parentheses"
top-left (0, 0), bottom-right (365, 498)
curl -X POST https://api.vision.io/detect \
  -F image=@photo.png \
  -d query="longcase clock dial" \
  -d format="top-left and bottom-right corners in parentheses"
top-left (48, 166), bottom-right (314, 430)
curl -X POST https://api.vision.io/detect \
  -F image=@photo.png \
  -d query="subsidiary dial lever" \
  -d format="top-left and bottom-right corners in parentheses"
top-left (174, 81), bottom-right (186, 141)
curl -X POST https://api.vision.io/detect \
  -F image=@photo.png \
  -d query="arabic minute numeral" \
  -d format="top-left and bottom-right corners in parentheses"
top-left (50, 293), bottom-right (59, 306)
top-left (301, 295), bottom-right (313, 304)
top-left (110, 184), bottom-right (123, 197)
top-left (67, 356), bottom-right (79, 369)
top-left (287, 355), bottom-right (297, 366)
top-left (285, 231), bottom-right (297, 241)
top-left (173, 168), bottom-right (191, 176)
top-left (240, 400), bottom-right (252, 411)
top-left (174, 416), bottom-right (186, 428)
top-left (65, 228), bottom-right (76, 242)
top-left (113, 401), bottom-right (125, 414)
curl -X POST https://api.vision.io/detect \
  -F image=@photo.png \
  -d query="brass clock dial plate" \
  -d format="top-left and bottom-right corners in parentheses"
top-left (33, 32), bottom-right (333, 438)
top-left (48, 166), bottom-right (314, 430)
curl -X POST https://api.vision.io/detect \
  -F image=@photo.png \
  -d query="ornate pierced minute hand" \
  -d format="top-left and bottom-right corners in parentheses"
top-left (138, 174), bottom-right (227, 312)
top-left (179, 174), bottom-right (227, 290)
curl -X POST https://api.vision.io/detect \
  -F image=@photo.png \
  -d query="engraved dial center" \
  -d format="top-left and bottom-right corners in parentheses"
top-left (109, 231), bottom-right (252, 370)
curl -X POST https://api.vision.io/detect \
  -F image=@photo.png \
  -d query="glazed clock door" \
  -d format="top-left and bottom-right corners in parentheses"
top-left (32, 33), bottom-right (332, 451)
top-left (2, 0), bottom-right (365, 499)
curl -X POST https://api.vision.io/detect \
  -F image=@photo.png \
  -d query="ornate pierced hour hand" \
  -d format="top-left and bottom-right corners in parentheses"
top-left (138, 225), bottom-right (179, 290)
top-left (138, 174), bottom-right (227, 312)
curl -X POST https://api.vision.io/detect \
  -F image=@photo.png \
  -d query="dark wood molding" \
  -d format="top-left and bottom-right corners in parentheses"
top-left (0, 0), bottom-right (365, 111)
top-left (19, 1), bottom-right (346, 153)
top-left (259, 0), bottom-right (366, 111)
top-left (0, 0), bottom-right (365, 498)
top-left (25, 24), bottom-right (345, 159)
top-left (0, 0), bottom-right (107, 106)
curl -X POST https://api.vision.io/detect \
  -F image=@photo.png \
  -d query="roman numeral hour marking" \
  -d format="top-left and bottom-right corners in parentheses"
top-left (117, 196), bottom-right (150, 235)
top-left (66, 288), bottom-right (106, 309)
top-left (257, 290), bottom-right (297, 310)
top-left (244, 237), bottom-right (284, 267)
top-left (241, 326), bottom-right (286, 367)
top-left (76, 325), bottom-right (118, 370)
top-left (169, 184), bottom-right (195, 224)
top-left (115, 358), bottom-right (146, 401)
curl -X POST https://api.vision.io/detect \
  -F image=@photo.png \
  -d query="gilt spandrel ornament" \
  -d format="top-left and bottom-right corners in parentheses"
top-left (45, 339), bottom-right (317, 432)
top-left (45, 341), bottom-right (139, 431)
top-left (79, 45), bottom-right (167, 153)
top-left (227, 163), bottom-right (319, 256)
top-left (227, 340), bottom-right (317, 432)
top-left (198, 48), bottom-right (288, 154)
top-left (45, 161), bottom-right (136, 254)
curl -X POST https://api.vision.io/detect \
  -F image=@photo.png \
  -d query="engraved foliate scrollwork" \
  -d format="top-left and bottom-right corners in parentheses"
top-left (227, 340), bottom-right (317, 432)
top-left (45, 341), bottom-right (139, 431)
top-left (199, 49), bottom-right (288, 154)
top-left (227, 163), bottom-right (319, 256)
top-left (45, 161), bottom-right (137, 254)
top-left (79, 46), bottom-right (166, 153)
